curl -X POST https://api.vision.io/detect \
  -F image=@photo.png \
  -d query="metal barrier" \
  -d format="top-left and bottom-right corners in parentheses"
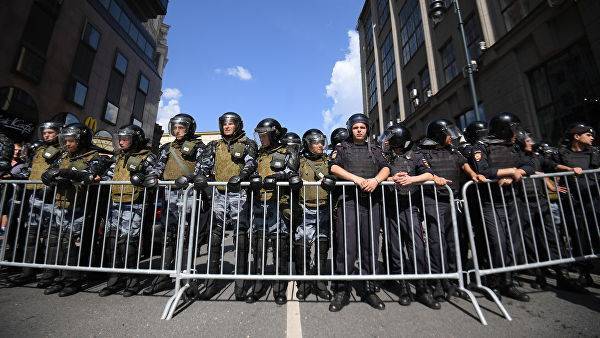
top-left (462, 169), bottom-right (600, 321)
top-left (161, 181), bottom-right (486, 324)
top-left (0, 180), bottom-right (190, 277)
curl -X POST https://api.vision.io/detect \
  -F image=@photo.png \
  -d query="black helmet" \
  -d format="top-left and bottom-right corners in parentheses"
top-left (302, 129), bottom-right (327, 156)
top-left (346, 113), bottom-right (370, 135)
top-left (169, 113), bottom-right (196, 138)
top-left (330, 127), bottom-right (349, 148)
top-left (218, 112), bottom-right (244, 139)
top-left (515, 129), bottom-right (534, 150)
top-left (116, 124), bottom-right (145, 151)
top-left (566, 122), bottom-right (595, 140)
top-left (489, 112), bottom-right (521, 141)
top-left (59, 123), bottom-right (93, 149)
top-left (38, 121), bottom-right (62, 144)
top-left (426, 119), bottom-right (462, 145)
top-left (282, 132), bottom-right (302, 148)
top-left (384, 123), bottom-right (412, 151)
top-left (254, 118), bottom-right (287, 146)
top-left (464, 121), bottom-right (488, 143)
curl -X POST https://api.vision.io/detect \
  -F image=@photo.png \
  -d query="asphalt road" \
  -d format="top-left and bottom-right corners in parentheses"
top-left (0, 273), bottom-right (599, 337)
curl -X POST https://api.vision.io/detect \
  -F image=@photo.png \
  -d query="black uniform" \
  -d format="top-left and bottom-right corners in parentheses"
top-left (330, 141), bottom-right (389, 291)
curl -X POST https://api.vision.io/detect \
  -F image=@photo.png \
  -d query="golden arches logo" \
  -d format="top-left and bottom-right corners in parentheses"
top-left (84, 116), bottom-right (97, 132)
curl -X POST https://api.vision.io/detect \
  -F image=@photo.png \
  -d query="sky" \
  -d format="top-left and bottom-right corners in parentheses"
top-left (158, 0), bottom-right (365, 139)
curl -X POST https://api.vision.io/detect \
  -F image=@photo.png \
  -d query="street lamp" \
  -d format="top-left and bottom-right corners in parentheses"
top-left (428, 0), bottom-right (482, 121)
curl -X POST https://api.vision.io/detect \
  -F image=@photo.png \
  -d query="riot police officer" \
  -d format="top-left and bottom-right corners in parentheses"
top-left (40, 123), bottom-right (106, 296)
top-left (553, 123), bottom-right (599, 287)
top-left (283, 132), bottom-right (302, 152)
top-left (294, 128), bottom-right (336, 301)
top-left (7, 121), bottom-right (62, 287)
top-left (460, 121), bottom-right (488, 159)
top-left (99, 125), bottom-right (157, 297)
top-left (382, 123), bottom-right (440, 309)
top-left (142, 113), bottom-right (205, 295)
top-left (418, 119), bottom-right (484, 303)
top-left (246, 118), bottom-right (300, 305)
top-left (329, 113), bottom-right (390, 312)
top-left (190, 112), bottom-right (258, 300)
top-left (471, 112), bottom-right (533, 302)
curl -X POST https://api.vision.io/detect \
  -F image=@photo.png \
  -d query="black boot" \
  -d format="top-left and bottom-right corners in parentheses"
top-left (122, 276), bottom-right (141, 297)
top-left (530, 269), bottom-right (547, 290)
top-left (398, 280), bottom-right (411, 306)
top-left (442, 279), bottom-right (458, 301)
top-left (7, 270), bottom-right (37, 286)
top-left (142, 275), bottom-right (174, 295)
top-left (555, 268), bottom-right (585, 293)
top-left (198, 234), bottom-right (222, 300)
top-left (37, 270), bottom-right (57, 289)
top-left (431, 279), bottom-right (445, 302)
top-left (273, 236), bottom-right (289, 305)
top-left (294, 242), bottom-right (311, 300)
top-left (59, 279), bottom-right (82, 297)
top-left (44, 281), bottom-right (65, 295)
top-left (500, 273), bottom-right (529, 302)
top-left (577, 270), bottom-right (594, 288)
top-left (362, 281), bottom-right (385, 310)
top-left (100, 274), bottom-right (123, 297)
top-left (234, 232), bottom-right (250, 301)
top-left (314, 240), bottom-right (332, 301)
top-left (415, 281), bottom-right (440, 310)
top-left (329, 288), bottom-right (350, 312)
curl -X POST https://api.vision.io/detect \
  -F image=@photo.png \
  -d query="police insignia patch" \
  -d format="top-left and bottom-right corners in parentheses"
top-left (474, 151), bottom-right (482, 162)
top-left (422, 159), bottom-right (430, 168)
top-left (331, 150), bottom-right (337, 159)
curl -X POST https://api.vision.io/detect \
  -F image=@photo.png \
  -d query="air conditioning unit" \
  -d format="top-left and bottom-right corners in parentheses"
top-left (409, 88), bottom-right (418, 99)
top-left (547, 0), bottom-right (566, 7)
top-left (426, 90), bottom-right (433, 98)
top-left (412, 98), bottom-right (420, 107)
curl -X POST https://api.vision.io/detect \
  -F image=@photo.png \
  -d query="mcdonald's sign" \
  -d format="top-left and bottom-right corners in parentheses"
top-left (84, 116), bottom-right (97, 132)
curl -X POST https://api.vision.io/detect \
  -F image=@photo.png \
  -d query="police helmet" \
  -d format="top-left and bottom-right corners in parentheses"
top-left (116, 124), bottom-right (145, 151)
top-left (489, 112), bottom-right (521, 141)
top-left (169, 114), bottom-right (196, 138)
top-left (426, 119), bottom-right (462, 145)
top-left (59, 123), bottom-right (93, 149)
top-left (254, 118), bottom-right (287, 145)
top-left (282, 132), bottom-right (302, 148)
top-left (38, 121), bottom-right (62, 144)
top-left (566, 122), bottom-right (595, 139)
top-left (218, 112), bottom-right (244, 138)
top-left (346, 113), bottom-right (370, 135)
top-left (464, 121), bottom-right (488, 144)
top-left (302, 129), bottom-right (327, 155)
top-left (384, 123), bottom-right (412, 151)
top-left (330, 127), bottom-right (349, 148)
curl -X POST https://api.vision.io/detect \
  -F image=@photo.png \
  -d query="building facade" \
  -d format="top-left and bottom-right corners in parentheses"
top-left (0, 0), bottom-right (169, 146)
top-left (357, 0), bottom-right (600, 143)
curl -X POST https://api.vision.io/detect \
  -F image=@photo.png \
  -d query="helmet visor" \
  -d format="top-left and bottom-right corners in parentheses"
top-left (305, 134), bottom-right (327, 153)
top-left (169, 118), bottom-right (191, 137)
top-left (58, 132), bottom-right (80, 151)
top-left (446, 125), bottom-right (463, 140)
top-left (114, 134), bottom-right (132, 151)
top-left (38, 122), bottom-right (60, 142)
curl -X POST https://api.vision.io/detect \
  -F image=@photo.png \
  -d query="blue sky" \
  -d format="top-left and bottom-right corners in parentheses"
top-left (158, 0), bottom-right (365, 137)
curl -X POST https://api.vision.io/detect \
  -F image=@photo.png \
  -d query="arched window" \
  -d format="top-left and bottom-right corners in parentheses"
top-left (93, 130), bottom-right (114, 153)
top-left (52, 112), bottom-right (80, 125)
top-left (0, 86), bottom-right (38, 141)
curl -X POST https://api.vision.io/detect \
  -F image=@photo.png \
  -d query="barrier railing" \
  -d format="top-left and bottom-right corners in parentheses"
top-left (161, 181), bottom-right (486, 324)
top-left (462, 169), bottom-right (600, 321)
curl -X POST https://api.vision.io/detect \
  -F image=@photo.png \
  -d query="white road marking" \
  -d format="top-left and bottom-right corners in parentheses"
top-left (286, 281), bottom-right (302, 338)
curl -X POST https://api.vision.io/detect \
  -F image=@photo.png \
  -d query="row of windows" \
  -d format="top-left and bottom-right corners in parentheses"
top-left (67, 22), bottom-right (149, 127)
top-left (380, 33), bottom-right (396, 93)
top-left (377, 0), bottom-right (389, 28)
top-left (398, 0), bottom-right (424, 66)
top-left (367, 62), bottom-right (378, 111)
top-left (97, 0), bottom-right (156, 61)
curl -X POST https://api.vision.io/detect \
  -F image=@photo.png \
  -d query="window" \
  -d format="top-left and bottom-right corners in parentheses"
top-left (464, 15), bottom-right (483, 61)
top-left (377, 0), bottom-right (389, 27)
top-left (367, 62), bottom-right (378, 111)
top-left (500, 0), bottom-right (543, 32)
top-left (398, 0), bottom-right (424, 66)
top-left (67, 21), bottom-right (100, 107)
top-left (363, 15), bottom-right (374, 58)
top-left (528, 40), bottom-right (600, 143)
top-left (14, 0), bottom-right (62, 82)
top-left (456, 103), bottom-right (486, 130)
top-left (420, 67), bottom-right (431, 103)
top-left (380, 33), bottom-right (396, 92)
top-left (440, 40), bottom-right (458, 85)
top-left (132, 74), bottom-right (149, 125)
top-left (103, 52), bottom-right (128, 124)
top-left (405, 80), bottom-right (416, 116)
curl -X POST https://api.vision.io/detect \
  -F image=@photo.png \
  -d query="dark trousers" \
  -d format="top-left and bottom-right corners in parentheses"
top-left (385, 202), bottom-right (426, 274)
top-left (423, 197), bottom-right (457, 273)
top-left (332, 195), bottom-right (380, 290)
top-left (482, 200), bottom-right (524, 269)
top-left (519, 196), bottom-right (565, 263)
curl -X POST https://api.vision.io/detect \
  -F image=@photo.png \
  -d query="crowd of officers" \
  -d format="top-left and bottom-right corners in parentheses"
top-left (0, 110), bottom-right (598, 313)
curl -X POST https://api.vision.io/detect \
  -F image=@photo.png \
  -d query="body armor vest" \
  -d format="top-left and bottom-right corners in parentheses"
top-left (389, 151), bottom-right (419, 197)
top-left (55, 149), bottom-right (98, 209)
top-left (484, 142), bottom-right (518, 201)
top-left (341, 142), bottom-right (378, 178)
top-left (214, 138), bottom-right (246, 191)
top-left (421, 147), bottom-right (461, 196)
top-left (299, 155), bottom-right (328, 207)
top-left (257, 146), bottom-right (288, 202)
top-left (27, 144), bottom-right (56, 190)
top-left (111, 149), bottom-right (150, 203)
top-left (163, 142), bottom-right (197, 180)
top-left (558, 146), bottom-right (599, 193)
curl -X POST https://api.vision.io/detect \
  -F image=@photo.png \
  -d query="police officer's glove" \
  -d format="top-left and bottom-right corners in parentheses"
top-left (59, 169), bottom-right (93, 185)
top-left (193, 175), bottom-right (208, 190)
top-left (41, 168), bottom-right (60, 186)
top-left (130, 173), bottom-right (145, 187)
top-left (249, 174), bottom-right (262, 193)
top-left (143, 174), bottom-right (159, 188)
top-left (263, 175), bottom-right (278, 190)
top-left (288, 175), bottom-right (303, 191)
top-left (227, 175), bottom-right (242, 193)
top-left (321, 174), bottom-right (337, 192)
top-left (174, 175), bottom-right (191, 189)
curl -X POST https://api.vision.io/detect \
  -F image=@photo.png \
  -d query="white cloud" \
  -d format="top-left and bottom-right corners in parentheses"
top-left (157, 87), bottom-right (184, 132)
top-left (322, 30), bottom-right (363, 136)
top-left (218, 65), bottom-right (253, 81)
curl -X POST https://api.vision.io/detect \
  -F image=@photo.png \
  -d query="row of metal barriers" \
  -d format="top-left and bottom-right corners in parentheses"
top-left (0, 169), bottom-right (598, 325)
